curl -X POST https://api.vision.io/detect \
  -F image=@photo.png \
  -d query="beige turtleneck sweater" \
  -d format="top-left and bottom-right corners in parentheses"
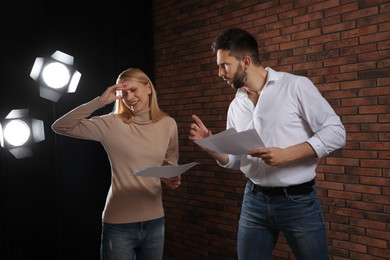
top-left (52, 97), bottom-right (179, 223)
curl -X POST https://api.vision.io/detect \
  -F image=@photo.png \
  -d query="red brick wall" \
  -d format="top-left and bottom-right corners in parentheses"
top-left (152, 1), bottom-right (390, 259)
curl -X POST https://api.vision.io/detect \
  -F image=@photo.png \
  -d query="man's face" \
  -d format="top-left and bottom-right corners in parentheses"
top-left (216, 49), bottom-right (246, 89)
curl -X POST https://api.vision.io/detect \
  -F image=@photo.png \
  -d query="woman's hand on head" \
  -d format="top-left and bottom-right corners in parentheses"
top-left (99, 81), bottom-right (127, 106)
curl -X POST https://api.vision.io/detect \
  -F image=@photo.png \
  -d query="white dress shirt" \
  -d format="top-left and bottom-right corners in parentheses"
top-left (222, 67), bottom-right (346, 187)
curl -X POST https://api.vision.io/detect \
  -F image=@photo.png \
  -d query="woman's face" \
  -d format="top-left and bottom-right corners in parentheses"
top-left (120, 80), bottom-right (151, 112)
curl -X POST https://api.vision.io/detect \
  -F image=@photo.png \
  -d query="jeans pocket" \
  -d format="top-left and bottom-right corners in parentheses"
top-left (287, 190), bottom-right (317, 204)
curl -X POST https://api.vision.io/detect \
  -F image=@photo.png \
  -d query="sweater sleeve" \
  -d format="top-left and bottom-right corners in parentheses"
top-left (162, 117), bottom-right (179, 167)
top-left (51, 97), bottom-right (109, 141)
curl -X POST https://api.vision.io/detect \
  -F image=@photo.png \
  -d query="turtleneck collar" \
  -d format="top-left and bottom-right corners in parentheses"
top-left (132, 108), bottom-right (152, 125)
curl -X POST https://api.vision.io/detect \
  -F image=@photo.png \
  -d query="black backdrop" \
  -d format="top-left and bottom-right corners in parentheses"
top-left (0, 1), bottom-right (153, 259)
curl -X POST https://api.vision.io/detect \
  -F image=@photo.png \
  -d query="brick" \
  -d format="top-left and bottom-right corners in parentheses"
top-left (340, 61), bottom-right (377, 73)
top-left (325, 2), bottom-right (359, 17)
top-left (332, 240), bottom-right (367, 253)
top-left (346, 200), bottom-right (384, 212)
top-left (367, 246), bottom-right (390, 259)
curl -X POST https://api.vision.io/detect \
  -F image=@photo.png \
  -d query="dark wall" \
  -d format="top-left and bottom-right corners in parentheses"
top-left (0, 1), bottom-right (153, 259)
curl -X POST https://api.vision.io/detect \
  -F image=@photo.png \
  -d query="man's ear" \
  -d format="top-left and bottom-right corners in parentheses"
top-left (243, 56), bottom-right (251, 70)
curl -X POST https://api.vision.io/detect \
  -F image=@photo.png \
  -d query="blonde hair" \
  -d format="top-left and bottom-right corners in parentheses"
top-left (113, 68), bottom-right (167, 123)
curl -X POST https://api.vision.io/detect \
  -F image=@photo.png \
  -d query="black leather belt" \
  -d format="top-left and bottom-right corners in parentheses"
top-left (252, 179), bottom-right (315, 196)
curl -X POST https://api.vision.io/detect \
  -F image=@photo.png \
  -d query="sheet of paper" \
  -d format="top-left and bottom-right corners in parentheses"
top-left (194, 128), bottom-right (264, 155)
top-left (132, 162), bottom-right (199, 178)
top-left (194, 127), bottom-right (237, 153)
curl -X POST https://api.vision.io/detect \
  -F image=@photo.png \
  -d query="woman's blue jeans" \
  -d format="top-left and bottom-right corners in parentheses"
top-left (238, 180), bottom-right (329, 260)
top-left (100, 217), bottom-right (165, 260)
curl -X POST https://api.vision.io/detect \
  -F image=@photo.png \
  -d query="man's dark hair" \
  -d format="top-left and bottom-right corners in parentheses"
top-left (211, 28), bottom-right (261, 65)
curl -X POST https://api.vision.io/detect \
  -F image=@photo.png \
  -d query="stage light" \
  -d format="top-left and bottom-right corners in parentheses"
top-left (0, 109), bottom-right (45, 159)
top-left (30, 50), bottom-right (81, 102)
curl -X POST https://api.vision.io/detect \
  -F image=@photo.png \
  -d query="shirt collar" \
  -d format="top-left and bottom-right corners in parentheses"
top-left (265, 67), bottom-right (279, 84)
top-left (236, 67), bottom-right (279, 97)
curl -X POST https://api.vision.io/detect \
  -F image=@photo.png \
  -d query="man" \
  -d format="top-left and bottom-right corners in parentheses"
top-left (189, 28), bottom-right (346, 259)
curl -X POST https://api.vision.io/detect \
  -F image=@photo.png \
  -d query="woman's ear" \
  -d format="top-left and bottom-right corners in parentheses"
top-left (147, 82), bottom-right (152, 94)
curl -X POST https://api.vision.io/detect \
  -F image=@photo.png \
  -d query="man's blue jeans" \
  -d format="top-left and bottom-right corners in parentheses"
top-left (100, 217), bottom-right (165, 260)
top-left (238, 180), bottom-right (329, 260)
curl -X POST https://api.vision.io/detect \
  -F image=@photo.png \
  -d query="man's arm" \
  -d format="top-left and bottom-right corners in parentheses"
top-left (247, 142), bottom-right (316, 166)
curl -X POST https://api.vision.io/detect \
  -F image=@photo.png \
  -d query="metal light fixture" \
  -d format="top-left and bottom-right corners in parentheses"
top-left (30, 50), bottom-right (81, 102)
top-left (0, 109), bottom-right (45, 159)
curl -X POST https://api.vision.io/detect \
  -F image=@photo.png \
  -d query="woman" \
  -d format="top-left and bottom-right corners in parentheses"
top-left (52, 68), bottom-right (181, 259)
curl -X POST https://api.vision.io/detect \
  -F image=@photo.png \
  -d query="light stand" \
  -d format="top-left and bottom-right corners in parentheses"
top-left (30, 50), bottom-right (81, 259)
top-left (0, 149), bottom-right (24, 260)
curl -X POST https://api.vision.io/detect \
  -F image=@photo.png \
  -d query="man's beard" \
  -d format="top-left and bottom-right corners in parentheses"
top-left (231, 64), bottom-right (247, 89)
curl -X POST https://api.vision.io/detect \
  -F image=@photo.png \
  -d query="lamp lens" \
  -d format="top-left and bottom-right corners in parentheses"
top-left (42, 62), bottom-right (70, 89)
top-left (4, 120), bottom-right (31, 146)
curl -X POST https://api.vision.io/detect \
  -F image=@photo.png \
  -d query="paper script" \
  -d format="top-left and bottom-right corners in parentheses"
top-left (194, 128), bottom-right (264, 155)
top-left (132, 162), bottom-right (199, 178)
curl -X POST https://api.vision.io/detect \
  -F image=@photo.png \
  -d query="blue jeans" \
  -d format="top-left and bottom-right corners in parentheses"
top-left (100, 217), bottom-right (165, 260)
top-left (238, 180), bottom-right (329, 260)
